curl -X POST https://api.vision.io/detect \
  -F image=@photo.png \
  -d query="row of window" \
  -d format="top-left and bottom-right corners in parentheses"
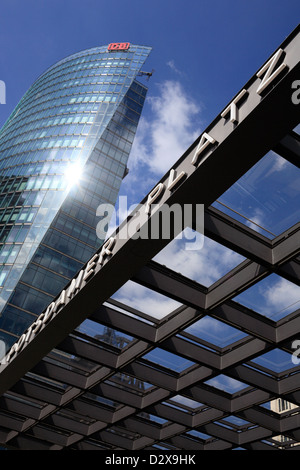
top-left (0, 87), bottom-right (118, 144)
top-left (3, 78), bottom-right (145, 145)
top-left (1, 100), bottom-right (105, 144)
top-left (0, 92), bottom-right (141, 160)
top-left (34, 59), bottom-right (130, 96)
top-left (105, 118), bottom-right (136, 146)
top-left (2, 72), bottom-right (134, 138)
top-left (32, 244), bottom-right (83, 279)
top-left (0, 146), bottom-right (82, 175)
top-left (0, 243), bottom-right (21, 265)
top-left (1, 122), bottom-right (85, 161)
top-left (0, 127), bottom-right (136, 243)
top-left (26, 66), bottom-right (129, 104)
top-left (71, 186), bottom-right (115, 213)
top-left (0, 113), bottom-right (96, 151)
top-left (0, 304), bottom-right (36, 339)
top-left (0, 136), bottom-right (86, 170)
top-left (0, 152), bottom-right (128, 221)
top-left (82, 164), bottom-right (123, 192)
top-left (21, 264), bottom-right (70, 297)
top-left (43, 228), bottom-right (96, 263)
top-left (1, 173), bottom-right (65, 192)
top-left (27, 73), bottom-right (127, 106)
top-left (14, 65), bottom-right (125, 114)
top-left (40, 52), bottom-right (135, 80)
top-left (0, 219), bottom-right (94, 285)
top-left (0, 177), bottom-right (27, 194)
top-left (39, 63), bottom-right (147, 104)
top-left (0, 139), bottom-right (131, 192)
top-left (52, 212), bottom-right (99, 248)
top-left (2, 160), bottom-right (70, 180)
top-left (79, 178), bottom-right (119, 206)
top-left (0, 265), bottom-right (11, 287)
top-left (0, 224), bottom-right (30, 245)
top-left (0, 188), bottom-right (45, 208)
top-left (0, 96), bottom-right (136, 161)
top-left (1, 123), bottom-right (92, 162)
top-left (0, 206), bottom-right (38, 225)
top-left (2, 58), bottom-right (146, 146)
top-left (61, 199), bottom-right (97, 229)
top-left (32, 47), bottom-right (149, 98)
top-left (1, 150), bottom-right (125, 194)
top-left (22, 83), bottom-right (124, 122)
top-left (8, 282), bottom-right (53, 315)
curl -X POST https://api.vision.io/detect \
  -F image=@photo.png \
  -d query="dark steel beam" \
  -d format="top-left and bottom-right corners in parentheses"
top-left (273, 131), bottom-right (300, 169)
top-left (1, 37), bottom-right (299, 398)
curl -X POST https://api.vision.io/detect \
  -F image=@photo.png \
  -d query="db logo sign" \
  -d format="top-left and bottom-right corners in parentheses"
top-left (108, 42), bottom-right (130, 51)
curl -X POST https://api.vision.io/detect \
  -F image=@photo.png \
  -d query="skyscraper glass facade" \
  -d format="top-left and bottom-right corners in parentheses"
top-left (0, 43), bottom-right (151, 357)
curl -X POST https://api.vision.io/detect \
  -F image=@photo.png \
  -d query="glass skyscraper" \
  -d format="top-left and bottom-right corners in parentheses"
top-left (0, 43), bottom-right (152, 358)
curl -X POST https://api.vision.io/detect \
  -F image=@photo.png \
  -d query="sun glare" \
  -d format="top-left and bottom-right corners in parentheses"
top-left (65, 162), bottom-right (83, 188)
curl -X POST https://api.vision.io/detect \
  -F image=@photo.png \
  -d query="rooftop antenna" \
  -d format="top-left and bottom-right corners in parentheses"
top-left (138, 69), bottom-right (155, 81)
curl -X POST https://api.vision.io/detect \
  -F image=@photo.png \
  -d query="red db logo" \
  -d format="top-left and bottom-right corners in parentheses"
top-left (108, 42), bottom-right (130, 51)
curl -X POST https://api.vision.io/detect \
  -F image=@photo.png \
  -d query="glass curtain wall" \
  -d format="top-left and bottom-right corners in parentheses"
top-left (0, 44), bottom-right (151, 356)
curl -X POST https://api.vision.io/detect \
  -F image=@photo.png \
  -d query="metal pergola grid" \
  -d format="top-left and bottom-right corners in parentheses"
top-left (0, 25), bottom-right (299, 451)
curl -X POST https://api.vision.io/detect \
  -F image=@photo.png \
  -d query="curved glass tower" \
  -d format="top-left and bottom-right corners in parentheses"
top-left (0, 43), bottom-right (151, 357)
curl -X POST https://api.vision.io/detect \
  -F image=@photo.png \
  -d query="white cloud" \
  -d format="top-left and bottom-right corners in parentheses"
top-left (171, 395), bottom-right (203, 408)
top-left (206, 375), bottom-right (246, 393)
top-left (271, 153), bottom-right (288, 172)
top-left (129, 80), bottom-right (202, 175)
top-left (112, 280), bottom-right (181, 320)
top-left (166, 60), bottom-right (183, 76)
top-left (245, 207), bottom-right (267, 234)
top-left (154, 232), bottom-right (244, 287)
top-left (262, 277), bottom-right (300, 318)
top-left (263, 150), bottom-right (288, 176)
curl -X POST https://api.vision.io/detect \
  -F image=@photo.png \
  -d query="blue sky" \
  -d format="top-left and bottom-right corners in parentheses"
top-left (0, 0), bottom-right (299, 129)
top-left (0, 1), bottom-right (299, 393)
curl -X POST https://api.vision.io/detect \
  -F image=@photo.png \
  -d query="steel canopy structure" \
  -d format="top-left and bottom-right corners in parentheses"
top-left (0, 26), bottom-right (299, 450)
